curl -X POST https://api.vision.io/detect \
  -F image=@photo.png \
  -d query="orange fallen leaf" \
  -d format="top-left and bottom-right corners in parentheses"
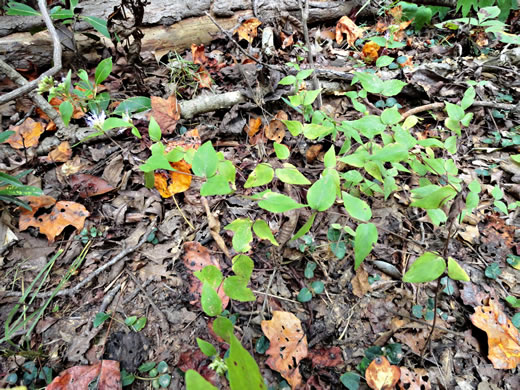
top-left (5, 118), bottom-right (44, 149)
top-left (19, 196), bottom-right (89, 242)
top-left (166, 128), bottom-right (201, 152)
top-left (245, 117), bottom-right (263, 137)
top-left (362, 41), bottom-right (381, 63)
top-left (366, 356), bottom-right (401, 390)
top-left (151, 95), bottom-right (181, 134)
top-left (154, 160), bottom-right (192, 198)
top-left (336, 15), bottom-right (363, 46)
top-left (44, 141), bottom-right (72, 163)
top-left (195, 67), bottom-right (213, 89)
top-left (47, 360), bottom-right (121, 390)
top-left (280, 31), bottom-right (294, 48)
top-left (191, 43), bottom-right (208, 65)
top-left (49, 97), bottom-right (85, 120)
top-left (183, 242), bottom-right (229, 309)
top-left (235, 18), bottom-right (262, 43)
top-left (261, 311), bottom-right (308, 389)
top-left (470, 299), bottom-right (520, 369)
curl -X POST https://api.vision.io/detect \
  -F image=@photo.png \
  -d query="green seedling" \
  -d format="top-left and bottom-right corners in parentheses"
top-left (122, 360), bottom-right (171, 388)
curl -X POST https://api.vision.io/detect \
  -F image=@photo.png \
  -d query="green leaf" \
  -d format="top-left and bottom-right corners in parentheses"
top-left (253, 219), bottom-right (279, 246)
top-left (185, 370), bottom-right (218, 390)
top-left (81, 16), bottom-right (110, 38)
top-left (340, 372), bottom-right (360, 390)
top-left (350, 116), bottom-right (386, 139)
top-left (307, 175), bottom-right (336, 211)
top-left (505, 296), bottom-right (520, 308)
top-left (95, 57), bottom-right (112, 85)
top-left (369, 143), bottom-right (408, 162)
top-left (411, 186), bottom-right (457, 209)
top-left (303, 89), bottom-right (322, 106)
top-left (139, 143), bottom-right (174, 173)
top-left (275, 164), bottom-right (311, 185)
top-left (102, 117), bottom-right (133, 131)
top-left (485, 263), bottom-right (501, 279)
top-left (376, 56), bottom-right (394, 68)
top-left (226, 335), bottom-right (267, 390)
top-left (274, 142), bottom-right (290, 159)
top-left (121, 370), bottom-right (135, 386)
top-left (157, 361), bottom-right (168, 374)
top-left (212, 317), bottom-right (233, 342)
top-left (138, 362), bottom-right (156, 373)
top-left (311, 280), bottom-right (324, 294)
top-left (225, 218), bottom-right (253, 253)
top-left (158, 374), bottom-right (171, 387)
top-left (93, 312), bottom-right (110, 327)
top-left (323, 146), bottom-right (336, 169)
top-left (194, 265), bottom-right (223, 289)
top-left (148, 116), bottom-right (161, 142)
top-left (278, 75), bottom-right (296, 85)
top-left (0, 185), bottom-right (43, 198)
top-left (258, 192), bottom-right (306, 213)
top-left (445, 102), bottom-right (464, 121)
top-left (282, 120), bottom-right (303, 136)
top-left (461, 86), bottom-right (475, 110)
top-left (192, 141), bottom-right (218, 178)
top-left (200, 175), bottom-right (232, 196)
top-left (232, 254), bottom-right (254, 280)
top-left (511, 154), bottom-right (520, 163)
top-left (197, 338), bottom-right (217, 357)
top-left (132, 317), bottom-right (147, 331)
top-left (51, 6), bottom-right (74, 19)
top-left (297, 69), bottom-right (314, 80)
top-left (125, 316), bottom-right (137, 326)
top-left (297, 287), bottom-right (313, 302)
top-left (380, 107), bottom-right (402, 125)
top-left (223, 276), bottom-right (255, 301)
top-left (381, 79), bottom-right (407, 96)
top-left (6, 2), bottom-right (40, 16)
top-left (113, 96), bottom-right (151, 115)
top-left (0, 172), bottom-right (21, 186)
top-left (354, 223), bottom-right (378, 269)
top-left (354, 72), bottom-right (383, 94)
top-left (342, 192), bottom-right (371, 222)
top-left (0, 131), bottom-right (15, 144)
top-left (200, 284), bottom-right (223, 316)
top-left (491, 185), bottom-right (503, 200)
top-left (447, 257), bottom-right (470, 281)
top-left (244, 163), bottom-right (274, 188)
top-left (291, 213), bottom-right (316, 241)
top-left (494, 200), bottom-right (508, 214)
top-left (303, 123), bottom-right (331, 140)
top-left (445, 135), bottom-right (457, 154)
top-left (403, 252), bottom-right (446, 283)
top-left (59, 101), bottom-right (74, 126)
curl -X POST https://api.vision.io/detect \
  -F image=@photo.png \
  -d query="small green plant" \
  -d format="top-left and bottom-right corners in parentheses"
top-left (5, 0), bottom-right (110, 40)
top-left (93, 312), bottom-right (147, 332)
top-left (121, 360), bottom-right (172, 388)
top-left (3, 361), bottom-right (53, 389)
top-left (278, 69), bottom-right (321, 120)
top-left (166, 51), bottom-right (205, 97)
top-left (75, 226), bottom-right (100, 244)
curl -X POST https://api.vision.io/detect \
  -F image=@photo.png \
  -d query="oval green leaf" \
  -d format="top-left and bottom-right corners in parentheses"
top-left (244, 163), bottom-right (274, 188)
top-left (258, 192), bottom-right (306, 213)
top-left (354, 223), bottom-right (378, 269)
top-left (447, 257), bottom-right (470, 281)
top-left (403, 252), bottom-right (446, 283)
top-left (342, 192), bottom-right (371, 222)
top-left (307, 175), bottom-right (336, 211)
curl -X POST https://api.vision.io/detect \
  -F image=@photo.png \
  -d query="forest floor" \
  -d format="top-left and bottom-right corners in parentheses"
top-left (0, 3), bottom-right (520, 390)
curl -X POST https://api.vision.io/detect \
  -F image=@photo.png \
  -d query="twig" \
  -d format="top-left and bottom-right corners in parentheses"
top-left (401, 100), bottom-right (520, 119)
top-left (0, 0), bottom-right (62, 105)
top-left (388, 309), bottom-right (462, 336)
top-left (2, 223), bottom-right (156, 298)
top-left (298, 0), bottom-right (322, 108)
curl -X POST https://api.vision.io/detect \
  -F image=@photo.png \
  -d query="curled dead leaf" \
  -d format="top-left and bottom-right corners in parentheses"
top-left (235, 18), bottom-right (262, 43)
top-left (336, 15), bottom-right (363, 46)
top-left (44, 141), bottom-right (72, 163)
top-left (154, 160), bottom-right (192, 198)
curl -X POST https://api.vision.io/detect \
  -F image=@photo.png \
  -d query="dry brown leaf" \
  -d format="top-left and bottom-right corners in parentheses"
top-left (235, 18), bottom-right (262, 43)
top-left (47, 360), bottom-right (121, 390)
top-left (336, 15), bottom-right (363, 46)
top-left (151, 95), bottom-right (181, 134)
top-left (45, 141), bottom-right (72, 163)
top-left (19, 196), bottom-right (89, 242)
top-left (245, 117), bottom-right (263, 137)
top-left (69, 173), bottom-right (115, 198)
top-left (261, 311), bottom-right (308, 389)
top-left (5, 118), bottom-right (44, 149)
top-left (154, 160), bottom-right (192, 198)
top-left (265, 111), bottom-right (287, 143)
top-left (352, 265), bottom-right (371, 297)
top-left (191, 43), bottom-right (208, 65)
top-left (306, 144), bottom-right (323, 163)
top-left (398, 367), bottom-right (431, 390)
top-left (470, 299), bottom-right (520, 369)
top-left (195, 67), bottom-right (213, 89)
top-left (366, 356), bottom-right (401, 390)
top-left (202, 197), bottom-right (230, 259)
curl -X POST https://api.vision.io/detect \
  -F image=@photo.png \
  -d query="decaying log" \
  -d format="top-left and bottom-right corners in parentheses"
top-left (0, 1), bottom-right (359, 69)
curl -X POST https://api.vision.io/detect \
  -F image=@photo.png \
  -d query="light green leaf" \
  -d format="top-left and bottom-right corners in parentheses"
top-left (369, 143), bottom-right (408, 162)
top-left (278, 75), bottom-right (296, 85)
top-left (376, 56), bottom-right (394, 68)
top-left (342, 192), bottom-right (371, 222)
top-left (354, 223), bottom-right (378, 269)
top-left (227, 335), bottom-right (267, 390)
top-left (81, 16), bottom-right (110, 38)
top-left (303, 123), bottom-right (331, 140)
top-left (411, 186), bottom-right (457, 209)
top-left (282, 120), bottom-right (303, 136)
top-left (258, 192), bottom-right (306, 213)
top-left (354, 72), bottom-right (383, 94)
top-left (232, 255), bottom-right (254, 280)
top-left (511, 154), bottom-right (520, 163)
top-left (148, 116), bottom-right (161, 142)
top-left (6, 2), bottom-right (40, 16)
top-left (253, 220), bottom-right (279, 246)
top-left (303, 89), bottom-right (322, 106)
top-left (494, 200), bottom-right (508, 214)
top-left (291, 213), bottom-right (316, 241)
top-left (350, 116), bottom-right (386, 139)
top-left (381, 79), bottom-right (407, 96)
top-left (403, 252), bottom-right (446, 283)
top-left (381, 107), bottom-right (402, 125)
top-left (213, 316), bottom-right (234, 342)
top-left (447, 257), bottom-right (470, 281)
top-left (192, 141), bottom-right (218, 178)
top-left (223, 276), bottom-right (255, 301)
top-left (445, 102), bottom-right (464, 121)
top-left (323, 146), bottom-right (336, 169)
top-left (200, 175), bottom-right (232, 196)
top-left (102, 117), bottom-right (133, 131)
top-left (445, 135), bottom-right (457, 154)
top-left (59, 101), bottom-right (73, 126)
top-left (461, 86), bottom-right (475, 110)
top-left (225, 218), bottom-right (253, 252)
top-left (200, 284), bottom-right (222, 316)
top-left (402, 115), bottom-right (418, 130)
top-left (185, 370), bottom-right (218, 390)
top-left (491, 185), bottom-right (503, 200)
top-left (194, 265), bottom-right (223, 289)
top-left (274, 142), bottom-right (290, 159)
top-left (244, 163), bottom-right (274, 188)
top-left (275, 164), bottom-right (311, 185)
top-left (307, 175), bottom-right (336, 211)
top-left (95, 57), bottom-right (112, 85)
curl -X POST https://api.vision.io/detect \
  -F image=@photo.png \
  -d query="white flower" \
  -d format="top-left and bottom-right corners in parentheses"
top-left (85, 111), bottom-right (106, 130)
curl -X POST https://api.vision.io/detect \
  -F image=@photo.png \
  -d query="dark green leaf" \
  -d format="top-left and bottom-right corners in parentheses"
top-left (354, 223), bottom-right (378, 269)
top-left (340, 372), bottom-right (360, 390)
top-left (95, 57), bottom-right (112, 85)
top-left (93, 312), bottom-right (110, 327)
top-left (138, 362), bottom-right (156, 373)
top-left (297, 287), bottom-right (313, 302)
